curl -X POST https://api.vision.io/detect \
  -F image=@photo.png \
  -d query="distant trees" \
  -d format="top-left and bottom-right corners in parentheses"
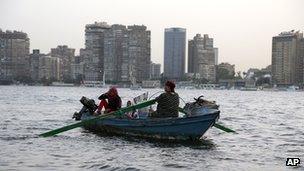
top-left (255, 77), bottom-right (271, 86)
top-left (63, 75), bottom-right (74, 83)
top-left (192, 77), bottom-right (209, 84)
top-left (40, 77), bottom-right (56, 86)
top-left (14, 75), bottom-right (33, 84)
top-left (217, 68), bottom-right (235, 80)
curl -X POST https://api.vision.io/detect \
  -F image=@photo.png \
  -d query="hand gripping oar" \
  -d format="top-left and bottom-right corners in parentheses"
top-left (178, 107), bottom-right (236, 133)
top-left (39, 99), bottom-right (156, 137)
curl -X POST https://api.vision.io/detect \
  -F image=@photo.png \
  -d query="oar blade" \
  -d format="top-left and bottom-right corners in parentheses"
top-left (214, 123), bottom-right (236, 133)
top-left (39, 121), bottom-right (84, 137)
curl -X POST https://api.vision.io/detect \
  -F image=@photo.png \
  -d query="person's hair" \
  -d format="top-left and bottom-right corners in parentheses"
top-left (165, 80), bottom-right (175, 92)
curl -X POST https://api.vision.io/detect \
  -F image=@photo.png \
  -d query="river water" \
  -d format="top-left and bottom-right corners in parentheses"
top-left (0, 86), bottom-right (303, 171)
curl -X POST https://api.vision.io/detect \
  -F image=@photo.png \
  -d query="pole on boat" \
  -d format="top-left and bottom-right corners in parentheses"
top-left (214, 123), bottom-right (236, 133)
top-left (39, 99), bottom-right (157, 137)
top-left (178, 107), bottom-right (236, 133)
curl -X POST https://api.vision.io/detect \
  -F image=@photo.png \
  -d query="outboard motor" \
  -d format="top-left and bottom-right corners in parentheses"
top-left (72, 96), bottom-right (98, 120)
top-left (80, 96), bottom-right (98, 112)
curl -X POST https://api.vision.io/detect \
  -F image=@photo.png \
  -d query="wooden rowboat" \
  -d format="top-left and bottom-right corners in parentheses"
top-left (80, 108), bottom-right (220, 141)
top-left (39, 97), bottom-right (235, 139)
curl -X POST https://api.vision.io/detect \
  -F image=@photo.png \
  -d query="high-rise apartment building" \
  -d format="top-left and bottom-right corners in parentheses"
top-left (71, 49), bottom-right (85, 81)
top-left (0, 30), bottom-right (30, 82)
top-left (103, 24), bottom-right (151, 83)
top-left (214, 48), bottom-right (218, 65)
top-left (83, 22), bottom-right (110, 82)
top-left (71, 61), bottom-right (84, 81)
top-left (38, 56), bottom-right (61, 81)
top-left (301, 39), bottom-right (304, 83)
top-left (128, 25), bottom-right (151, 83)
top-left (150, 62), bottom-right (161, 79)
top-left (188, 34), bottom-right (204, 73)
top-left (104, 24), bottom-right (129, 83)
top-left (188, 34), bottom-right (217, 82)
top-left (83, 22), bottom-right (150, 84)
top-left (272, 31), bottom-right (304, 85)
top-left (30, 49), bottom-right (45, 82)
top-left (164, 28), bottom-right (186, 80)
top-left (51, 45), bottom-right (75, 82)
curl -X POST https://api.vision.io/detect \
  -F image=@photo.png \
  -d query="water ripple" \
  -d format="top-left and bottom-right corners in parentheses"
top-left (0, 86), bottom-right (303, 170)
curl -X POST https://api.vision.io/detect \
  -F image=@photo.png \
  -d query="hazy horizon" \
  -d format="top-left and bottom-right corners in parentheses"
top-left (1, 0), bottom-right (303, 72)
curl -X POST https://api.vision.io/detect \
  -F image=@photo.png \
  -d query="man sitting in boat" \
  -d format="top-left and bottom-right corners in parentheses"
top-left (94, 87), bottom-right (122, 115)
top-left (150, 81), bottom-right (179, 118)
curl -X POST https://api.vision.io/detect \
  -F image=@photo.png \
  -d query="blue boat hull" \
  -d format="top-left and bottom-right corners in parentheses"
top-left (81, 111), bottom-right (220, 141)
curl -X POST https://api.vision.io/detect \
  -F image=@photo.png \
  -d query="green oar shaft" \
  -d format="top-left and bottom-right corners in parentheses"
top-left (178, 107), bottom-right (236, 133)
top-left (214, 123), bottom-right (235, 133)
top-left (39, 99), bottom-right (156, 137)
top-left (39, 114), bottom-right (111, 137)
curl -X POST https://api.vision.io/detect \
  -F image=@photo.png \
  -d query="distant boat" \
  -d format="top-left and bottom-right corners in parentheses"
top-left (130, 84), bottom-right (142, 90)
top-left (200, 84), bottom-right (216, 90)
top-left (51, 82), bottom-right (74, 87)
top-left (129, 73), bottom-right (141, 90)
top-left (83, 73), bottom-right (107, 88)
top-left (240, 87), bottom-right (258, 91)
top-left (82, 81), bottom-right (103, 87)
top-left (286, 85), bottom-right (299, 91)
top-left (184, 86), bottom-right (196, 90)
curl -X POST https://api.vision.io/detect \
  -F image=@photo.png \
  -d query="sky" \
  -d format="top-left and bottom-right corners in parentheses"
top-left (1, 0), bottom-right (303, 72)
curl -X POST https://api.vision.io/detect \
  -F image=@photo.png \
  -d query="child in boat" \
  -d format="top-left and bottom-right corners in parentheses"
top-left (94, 87), bottom-right (122, 115)
top-left (125, 100), bottom-right (138, 119)
top-left (150, 80), bottom-right (179, 118)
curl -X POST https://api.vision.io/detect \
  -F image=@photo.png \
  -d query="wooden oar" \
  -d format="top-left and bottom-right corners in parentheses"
top-left (178, 107), bottom-right (236, 133)
top-left (39, 99), bottom-right (156, 137)
top-left (214, 123), bottom-right (236, 133)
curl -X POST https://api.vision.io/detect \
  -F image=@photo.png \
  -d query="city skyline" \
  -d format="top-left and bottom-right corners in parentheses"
top-left (1, 0), bottom-right (303, 72)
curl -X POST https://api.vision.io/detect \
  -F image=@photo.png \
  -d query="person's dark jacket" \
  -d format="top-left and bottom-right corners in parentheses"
top-left (151, 92), bottom-right (179, 118)
top-left (98, 93), bottom-right (122, 111)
